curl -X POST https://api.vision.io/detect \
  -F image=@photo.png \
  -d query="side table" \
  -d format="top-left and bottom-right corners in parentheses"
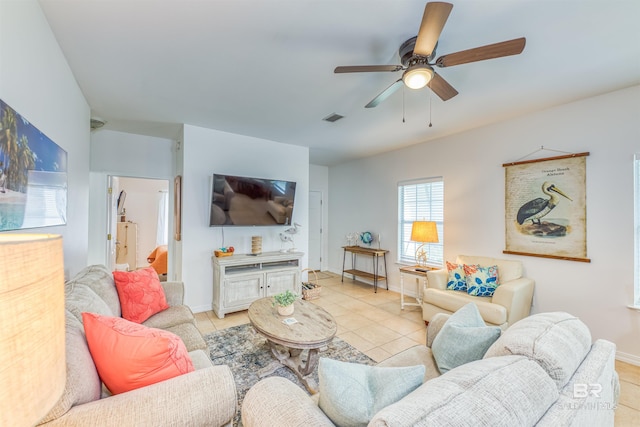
top-left (399, 266), bottom-right (436, 310)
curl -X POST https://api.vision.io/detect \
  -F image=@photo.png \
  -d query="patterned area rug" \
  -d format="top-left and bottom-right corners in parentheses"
top-left (204, 323), bottom-right (374, 426)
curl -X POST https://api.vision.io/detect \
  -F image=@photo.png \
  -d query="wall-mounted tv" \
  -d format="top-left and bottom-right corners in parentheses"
top-left (209, 173), bottom-right (297, 226)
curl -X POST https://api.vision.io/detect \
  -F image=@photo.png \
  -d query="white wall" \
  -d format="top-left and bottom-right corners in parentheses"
top-left (329, 86), bottom-right (640, 363)
top-left (0, 0), bottom-right (90, 278)
top-left (87, 130), bottom-right (175, 272)
top-left (310, 164), bottom-right (329, 271)
top-left (180, 124), bottom-right (309, 312)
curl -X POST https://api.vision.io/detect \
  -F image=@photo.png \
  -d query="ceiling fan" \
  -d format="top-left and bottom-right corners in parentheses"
top-left (334, 1), bottom-right (526, 108)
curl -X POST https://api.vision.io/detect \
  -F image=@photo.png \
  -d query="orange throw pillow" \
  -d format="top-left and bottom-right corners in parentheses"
top-left (113, 267), bottom-right (169, 323)
top-left (82, 312), bottom-right (194, 395)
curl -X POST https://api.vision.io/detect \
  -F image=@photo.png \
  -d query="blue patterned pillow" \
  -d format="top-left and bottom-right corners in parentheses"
top-left (446, 261), bottom-right (467, 291)
top-left (464, 264), bottom-right (500, 297)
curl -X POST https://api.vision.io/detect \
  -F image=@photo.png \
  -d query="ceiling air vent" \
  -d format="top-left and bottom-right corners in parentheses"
top-left (322, 113), bottom-right (344, 123)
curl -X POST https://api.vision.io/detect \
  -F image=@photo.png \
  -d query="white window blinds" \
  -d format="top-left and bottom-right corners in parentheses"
top-left (397, 177), bottom-right (444, 266)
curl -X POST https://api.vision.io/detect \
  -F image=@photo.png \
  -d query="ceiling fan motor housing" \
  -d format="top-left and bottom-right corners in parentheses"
top-left (399, 36), bottom-right (437, 66)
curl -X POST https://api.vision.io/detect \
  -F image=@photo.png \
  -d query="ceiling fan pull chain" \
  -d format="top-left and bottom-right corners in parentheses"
top-left (428, 90), bottom-right (433, 127)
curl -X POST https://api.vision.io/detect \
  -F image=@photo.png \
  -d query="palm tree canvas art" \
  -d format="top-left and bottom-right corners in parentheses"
top-left (0, 99), bottom-right (67, 231)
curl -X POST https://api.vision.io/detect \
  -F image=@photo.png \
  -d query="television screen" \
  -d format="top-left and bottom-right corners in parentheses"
top-left (209, 174), bottom-right (297, 226)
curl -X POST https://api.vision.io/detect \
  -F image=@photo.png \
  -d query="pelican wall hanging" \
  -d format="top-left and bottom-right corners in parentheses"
top-left (503, 149), bottom-right (590, 262)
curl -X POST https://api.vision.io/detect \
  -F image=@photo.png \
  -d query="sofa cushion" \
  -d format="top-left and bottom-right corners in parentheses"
top-left (431, 303), bottom-right (501, 373)
top-left (369, 356), bottom-right (559, 427)
top-left (65, 283), bottom-right (115, 322)
top-left (113, 267), bottom-right (169, 323)
top-left (66, 264), bottom-right (121, 317)
top-left (484, 312), bottom-right (592, 389)
top-left (445, 261), bottom-right (467, 291)
top-left (82, 312), bottom-right (194, 395)
top-left (142, 304), bottom-right (196, 330)
top-left (423, 288), bottom-right (508, 326)
top-left (39, 311), bottom-right (102, 423)
top-left (464, 264), bottom-right (500, 297)
top-left (318, 358), bottom-right (424, 427)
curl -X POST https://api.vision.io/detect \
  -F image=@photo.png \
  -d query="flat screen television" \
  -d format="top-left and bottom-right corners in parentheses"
top-left (209, 173), bottom-right (297, 226)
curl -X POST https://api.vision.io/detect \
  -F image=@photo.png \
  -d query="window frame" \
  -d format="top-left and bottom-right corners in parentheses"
top-left (397, 177), bottom-right (444, 267)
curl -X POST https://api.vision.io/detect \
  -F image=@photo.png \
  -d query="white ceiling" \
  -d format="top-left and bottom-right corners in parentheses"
top-left (39, 0), bottom-right (640, 166)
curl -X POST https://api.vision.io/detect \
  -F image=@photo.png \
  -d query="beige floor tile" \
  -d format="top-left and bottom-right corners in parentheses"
top-left (356, 307), bottom-right (396, 322)
top-left (351, 324), bottom-right (402, 347)
top-left (364, 347), bottom-right (393, 363)
top-left (194, 311), bottom-right (212, 322)
top-left (337, 298), bottom-right (376, 313)
top-left (405, 329), bottom-right (427, 345)
top-left (617, 361), bottom-right (640, 386)
top-left (381, 316), bottom-right (425, 335)
top-left (333, 313), bottom-right (373, 331)
top-left (196, 320), bottom-right (217, 335)
top-left (319, 303), bottom-right (351, 317)
top-left (615, 403), bottom-right (640, 426)
top-left (210, 310), bottom-right (249, 329)
top-left (619, 380), bottom-right (640, 411)
top-left (400, 309), bottom-right (426, 324)
top-left (380, 336), bottom-right (422, 355)
top-left (377, 300), bottom-right (405, 316)
top-left (338, 331), bottom-right (377, 352)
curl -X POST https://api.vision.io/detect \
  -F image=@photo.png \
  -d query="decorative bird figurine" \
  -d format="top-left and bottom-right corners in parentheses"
top-left (517, 182), bottom-right (572, 225)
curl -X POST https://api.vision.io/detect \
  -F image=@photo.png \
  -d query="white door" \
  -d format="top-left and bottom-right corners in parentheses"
top-left (308, 191), bottom-right (322, 271)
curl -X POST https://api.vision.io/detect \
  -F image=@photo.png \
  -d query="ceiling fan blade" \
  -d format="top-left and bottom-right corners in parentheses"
top-left (334, 65), bottom-right (403, 73)
top-left (435, 37), bottom-right (526, 68)
top-left (414, 2), bottom-right (454, 57)
top-left (365, 79), bottom-right (403, 108)
top-left (428, 72), bottom-right (458, 101)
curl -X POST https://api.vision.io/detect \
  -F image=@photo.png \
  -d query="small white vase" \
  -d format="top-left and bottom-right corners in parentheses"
top-left (277, 304), bottom-right (294, 316)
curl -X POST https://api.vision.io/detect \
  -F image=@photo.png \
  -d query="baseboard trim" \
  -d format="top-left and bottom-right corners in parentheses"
top-left (191, 303), bottom-right (213, 314)
top-left (615, 351), bottom-right (640, 366)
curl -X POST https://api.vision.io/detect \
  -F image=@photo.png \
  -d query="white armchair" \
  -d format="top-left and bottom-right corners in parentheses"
top-left (422, 255), bottom-right (534, 329)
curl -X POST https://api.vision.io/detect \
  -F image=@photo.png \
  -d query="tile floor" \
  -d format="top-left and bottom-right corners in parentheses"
top-left (195, 272), bottom-right (640, 426)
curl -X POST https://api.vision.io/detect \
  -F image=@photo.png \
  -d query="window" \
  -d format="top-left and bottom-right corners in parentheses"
top-left (398, 177), bottom-right (444, 266)
top-left (634, 154), bottom-right (640, 307)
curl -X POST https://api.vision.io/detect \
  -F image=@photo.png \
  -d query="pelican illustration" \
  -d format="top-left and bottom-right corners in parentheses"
top-left (517, 182), bottom-right (572, 225)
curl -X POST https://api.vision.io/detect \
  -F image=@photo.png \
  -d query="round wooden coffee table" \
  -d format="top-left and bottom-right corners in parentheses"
top-left (248, 297), bottom-right (337, 393)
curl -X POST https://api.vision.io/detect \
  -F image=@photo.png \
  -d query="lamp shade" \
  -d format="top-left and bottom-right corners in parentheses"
top-left (410, 221), bottom-right (439, 243)
top-left (0, 234), bottom-right (65, 426)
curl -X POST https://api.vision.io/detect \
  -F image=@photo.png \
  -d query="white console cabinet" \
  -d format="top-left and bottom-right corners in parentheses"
top-left (212, 251), bottom-right (303, 318)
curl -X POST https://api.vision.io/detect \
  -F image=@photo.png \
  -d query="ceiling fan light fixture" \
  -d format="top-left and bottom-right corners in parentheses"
top-left (402, 64), bottom-right (434, 89)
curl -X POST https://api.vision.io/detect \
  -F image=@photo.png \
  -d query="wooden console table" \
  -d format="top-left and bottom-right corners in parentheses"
top-left (341, 246), bottom-right (388, 293)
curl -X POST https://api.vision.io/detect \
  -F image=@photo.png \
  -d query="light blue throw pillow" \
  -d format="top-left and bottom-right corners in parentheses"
top-left (431, 303), bottom-right (501, 374)
top-left (318, 358), bottom-right (425, 427)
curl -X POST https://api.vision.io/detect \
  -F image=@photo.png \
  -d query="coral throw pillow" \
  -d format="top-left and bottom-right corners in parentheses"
top-left (82, 312), bottom-right (194, 395)
top-left (113, 267), bottom-right (169, 323)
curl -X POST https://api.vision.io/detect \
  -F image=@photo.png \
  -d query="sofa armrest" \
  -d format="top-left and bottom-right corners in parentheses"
top-left (426, 313), bottom-right (450, 347)
top-left (491, 277), bottom-right (535, 326)
top-left (41, 366), bottom-right (236, 427)
top-left (161, 281), bottom-right (184, 306)
top-left (242, 377), bottom-right (335, 427)
top-left (426, 269), bottom-right (448, 290)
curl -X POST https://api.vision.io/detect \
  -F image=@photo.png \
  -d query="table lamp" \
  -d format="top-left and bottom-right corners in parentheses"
top-left (0, 234), bottom-right (66, 426)
top-left (410, 221), bottom-right (439, 271)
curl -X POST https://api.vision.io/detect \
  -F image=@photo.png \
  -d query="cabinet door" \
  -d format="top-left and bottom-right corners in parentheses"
top-left (224, 273), bottom-right (264, 307)
top-left (265, 270), bottom-right (300, 296)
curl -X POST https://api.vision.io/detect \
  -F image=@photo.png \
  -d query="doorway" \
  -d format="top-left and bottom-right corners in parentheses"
top-left (106, 176), bottom-right (170, 273)
top-left (308, 190), bottom-right (323, 271)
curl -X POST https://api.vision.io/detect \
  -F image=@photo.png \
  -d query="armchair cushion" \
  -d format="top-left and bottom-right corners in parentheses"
top-left (463, 264), bottom-right (500, 297)
top-left (431, 303), bottom-right (501, 373)
top-left (318, 357), bottom-right (425, 427)
top-left (82, 313), bottom-right (194, 395)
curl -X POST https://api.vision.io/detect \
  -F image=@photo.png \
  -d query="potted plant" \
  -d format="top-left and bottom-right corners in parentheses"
top-left (273, 290), bottom-right (298, 316)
